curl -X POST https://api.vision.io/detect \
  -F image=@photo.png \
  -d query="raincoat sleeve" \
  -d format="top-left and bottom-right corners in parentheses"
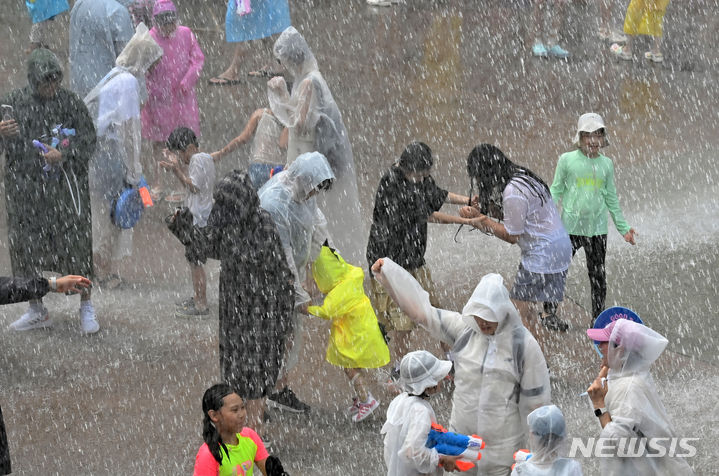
top-left (603, 161), bottom-right (631, 235)
top-left (180, 31), bottom-right (204, 92)
top-left (272, 209), bottom-right (310, 306)
top-left (62, 92), bottom-right (97, 176)
top-left (398, 404), bottom-right (440, 473)
top-left (307, 287), bottom-right (347, 321)
top-left (374, 258), bottom-right (465, 345)
top-left (268, 77), bottom-right (318, 133)
top-left (518, 335), bottom-right (552, 427)
top-left (549, 154), bottom-right (568, 204)
top-left (0, 276), bottom-right (49, 304)
top-left (116, 116), bottom-right (142, 186)
top-left (310, 208), bottom-right (330, 261)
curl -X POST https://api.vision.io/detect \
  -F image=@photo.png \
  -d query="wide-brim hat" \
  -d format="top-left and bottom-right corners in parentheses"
top-left (573, 113), bottom-right (607, 146)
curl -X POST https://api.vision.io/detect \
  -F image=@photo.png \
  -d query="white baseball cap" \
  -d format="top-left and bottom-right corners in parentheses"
top-left (573, 113), bottom-right (607, 146)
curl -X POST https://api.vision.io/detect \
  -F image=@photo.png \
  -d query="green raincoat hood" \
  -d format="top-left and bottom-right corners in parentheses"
top-left (27, 48), bottom-right (64, 94)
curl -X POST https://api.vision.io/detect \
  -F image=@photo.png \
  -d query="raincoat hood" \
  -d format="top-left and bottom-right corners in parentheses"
top-left (27, 48), bottom-right (63, 94)
top-left (208, 171), bottom-right (261, 228)
top-left (527, 405), bottom-right (567, 464)
top-left (461, 273), bottom-right (521, 333)
top-left (283, 151), bottom-right (335, 201)
top-left (607, 319), bottom-right (668, 375)
top-left (312, 245), bottom-right (350, 294)
top-left (273, 26), bottom-right (318, 80)
top-left (115, 23), bottom-right (163, 79)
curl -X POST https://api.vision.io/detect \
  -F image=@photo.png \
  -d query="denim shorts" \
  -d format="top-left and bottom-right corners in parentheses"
top-left (510, 264), bottom-right (567, 303)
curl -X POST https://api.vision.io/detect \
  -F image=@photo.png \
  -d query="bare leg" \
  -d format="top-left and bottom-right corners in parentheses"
top-left (345, 368), bottom-right (369, 401)
top-left (210, 44), bottom-right (246, 82)
top-left (191, 264), bottom-right (207, 310)
top-left (652, 35), bottom-right (663, 56)
top-left (532, 0), bottom-right (546, 44)
top-left (549, 0), bottom-right (567, 46)
top-left (512, 299), bottom-right (549, 355)
top-left (151, 141), bottom-right (165, 193)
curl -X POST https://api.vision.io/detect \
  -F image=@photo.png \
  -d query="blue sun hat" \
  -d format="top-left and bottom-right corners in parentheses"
top-left (590, 306), bottom-right (643, 356)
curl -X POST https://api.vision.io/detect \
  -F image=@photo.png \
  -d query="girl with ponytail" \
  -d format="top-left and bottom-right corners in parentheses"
top-left (460, 144), bottom-right (573, 336)
top-left (193, 383), bottom-right (272, 475)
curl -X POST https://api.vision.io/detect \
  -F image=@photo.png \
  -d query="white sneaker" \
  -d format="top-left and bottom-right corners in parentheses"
top-left (9, 305), bottom-right (51, 331)
top-left (366, 0), bottom-right (392, 6)
top-left (80, 302), bottom-right (100, 334)
top-left (352, 396), bottom-right (380, 423)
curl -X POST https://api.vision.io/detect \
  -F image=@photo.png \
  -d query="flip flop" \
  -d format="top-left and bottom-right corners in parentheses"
top-left (208, 76), bottom-right (242, 86)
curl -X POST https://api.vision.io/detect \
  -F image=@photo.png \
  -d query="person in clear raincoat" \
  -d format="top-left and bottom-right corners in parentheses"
top-left (381, 350), bottom-right (460, 475)
top-left (586, 319), bottom-right (695, 476)
top-left (257, 151), bottom-right (335, 412)
top-left (266, 26), bottom-right (366, 266)
top-left (84, 23), bottom-right (163, 286)
top-left (511, 405), bottom-right (583, 476)
top-left (372, 258), bottom-right (551, 476)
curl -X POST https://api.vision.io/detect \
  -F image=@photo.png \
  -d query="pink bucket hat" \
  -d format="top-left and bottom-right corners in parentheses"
top-left (153, 0), bottom-right (176, 17)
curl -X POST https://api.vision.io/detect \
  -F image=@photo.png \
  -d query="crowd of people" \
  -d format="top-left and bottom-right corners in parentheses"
top-left (0, 0), bottom-right (694, 475)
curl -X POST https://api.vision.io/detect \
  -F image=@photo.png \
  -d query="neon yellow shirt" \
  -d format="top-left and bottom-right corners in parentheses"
top-left (193, 427), bottom-right (268, 476)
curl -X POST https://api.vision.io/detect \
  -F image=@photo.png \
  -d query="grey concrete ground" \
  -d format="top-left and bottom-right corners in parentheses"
top-left (1, 0), bottom-right (718, 474)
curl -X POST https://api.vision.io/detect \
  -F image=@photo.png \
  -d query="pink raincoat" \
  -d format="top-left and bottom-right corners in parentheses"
top-left (141, 25), bottom-right (204, 141)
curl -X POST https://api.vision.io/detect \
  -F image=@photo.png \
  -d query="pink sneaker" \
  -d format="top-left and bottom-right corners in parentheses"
top-left (352, 397), bottom-right (380, 423)
top-left (346, 397), bottom-right (360, 417)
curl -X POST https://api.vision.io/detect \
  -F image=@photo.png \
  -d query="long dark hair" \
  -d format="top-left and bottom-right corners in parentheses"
top-left (202, 383), bottom-right (234, 465)
top-left (466, 144), bottom-right (551, 217)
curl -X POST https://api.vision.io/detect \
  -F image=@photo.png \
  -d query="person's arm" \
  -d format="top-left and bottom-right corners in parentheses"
top-left (446, 191), bottom-right (471, 205)
top-left (111, 5), bottom-right (134, 58)
top-left (192, 444), bottom-right (220, 476)
top-left (371, 258), bottom-right (465, 345)
top-left (63, 93), bottom-right (97, 174)
top-left (587, 365), bottom-right (612, 428)
top-left (549, 155), bottom-right (567, 205)
top-left (460, 206), bottom-right (519, 244)
top-left (117, 116), bottom-right (143, 186)
top-left (279, 126), bottom-right (289, 149)
top-left (0, 276), bottom-right (49, 304)
top-left (211, 108), bottom-right (265, 161)
top-left (427, 211), bottom-right (472, 226)
top-left (180, 30), bottom-right (205, 93)
top-left (159, 151), bottom-right (199, 193)
top-left (518, 334), bottom-right (551, 424)
top-left (603, 161), bottom-right (635, 244)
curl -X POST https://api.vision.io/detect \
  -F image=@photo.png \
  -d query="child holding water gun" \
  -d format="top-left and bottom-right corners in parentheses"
top-left (193, 383), bottom-right (289, 476)
top-left (381, 350), bottom-right (461, 475)
top-left (308, 244), bottom-right (390, 423)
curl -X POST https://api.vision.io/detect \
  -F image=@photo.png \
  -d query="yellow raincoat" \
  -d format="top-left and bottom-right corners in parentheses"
top-left (308, 246), bottom-right (390, 369)
top-left (624, 0), bottom-right (671, 37)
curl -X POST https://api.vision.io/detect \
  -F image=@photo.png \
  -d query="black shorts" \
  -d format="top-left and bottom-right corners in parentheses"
top-left (184, 226), bottom-right (207, 265)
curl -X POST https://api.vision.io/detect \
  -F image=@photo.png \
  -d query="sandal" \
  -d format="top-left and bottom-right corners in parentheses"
top-left (539, 312), bottom-right (569, 332)
top-left (610, 43), bottom-right (632, 61)
top-left (644, 51), bottom-right (664, 63)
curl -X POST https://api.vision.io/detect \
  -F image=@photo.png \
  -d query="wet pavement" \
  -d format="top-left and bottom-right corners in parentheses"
top-left (1, 0), bottom-right (718, 474)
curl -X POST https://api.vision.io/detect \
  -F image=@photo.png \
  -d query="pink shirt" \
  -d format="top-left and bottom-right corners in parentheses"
top-left (193, 427), bottom-right (268, 476)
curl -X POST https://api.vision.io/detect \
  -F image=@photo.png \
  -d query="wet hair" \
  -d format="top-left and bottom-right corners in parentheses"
top-left (397, 141), bottom-right (433, 172)
top-left (466, 144), bottom-right (551, 216)
top-left (316, 178), bottom-right (333, 192)
top-left (166, 127), bottom-right (198, 152)
top-left (201, 383), bottom-right (234, 465)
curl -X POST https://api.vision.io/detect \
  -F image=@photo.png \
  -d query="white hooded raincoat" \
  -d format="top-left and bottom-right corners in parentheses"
top-left (268, 27), bottom-right (366, 265)
top-left (599, 320), bottom-right (695, 476)
top-left (375, 259), bottom-right (551, 475)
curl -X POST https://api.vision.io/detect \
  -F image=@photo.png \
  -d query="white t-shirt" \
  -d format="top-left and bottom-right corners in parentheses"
top-left (186, 152), bottom-right (216, 228)
top-left (503, 178), bottom-right (571, 274)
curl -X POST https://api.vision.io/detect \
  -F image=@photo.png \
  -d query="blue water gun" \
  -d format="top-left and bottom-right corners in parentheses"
top-left (426, 422), bottom-right (485, 472)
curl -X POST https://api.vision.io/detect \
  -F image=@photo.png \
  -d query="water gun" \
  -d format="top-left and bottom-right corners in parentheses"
top-left (511, 449), bottom-right (533, 470)
top-left (269, 165), bottom-right (283, 179)
top-left (138, 177), bottom-right (153, 208)
top-left (33, 124), bottom-right (76, 172)
top-left (426, 422), bottom-right (484, 472)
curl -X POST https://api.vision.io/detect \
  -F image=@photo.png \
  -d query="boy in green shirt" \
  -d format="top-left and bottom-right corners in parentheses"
top-left (550, 113), bottom-right (636, 324)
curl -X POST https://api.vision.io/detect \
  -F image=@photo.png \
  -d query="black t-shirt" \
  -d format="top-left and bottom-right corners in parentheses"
top-left (366, 167), bottom-right (448, 271)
